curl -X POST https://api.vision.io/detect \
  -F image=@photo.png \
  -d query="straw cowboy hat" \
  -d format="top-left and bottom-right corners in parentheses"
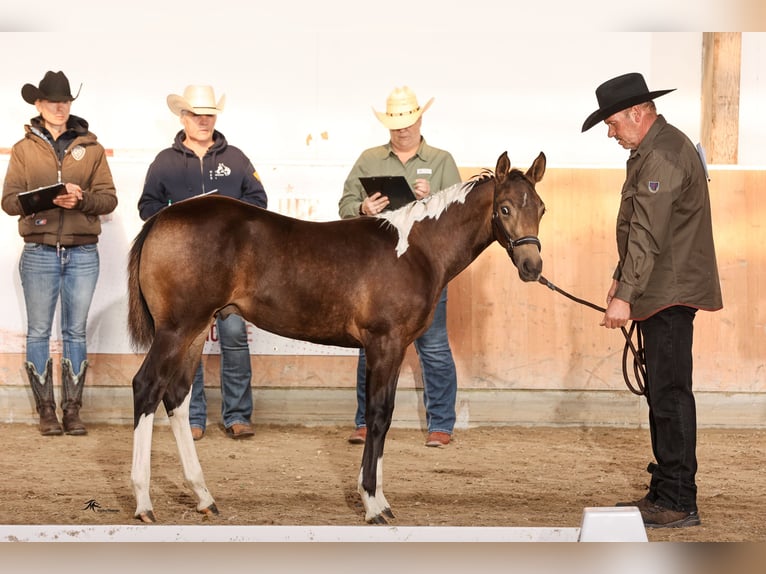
top-left (22, 70), bottom-right (80, 104)
top-left (167, 85), bottom-right (226, 116)
top-left (581, 72), bottom-right (675, 132)
top-left (373, 86), bottom-right (434, 130)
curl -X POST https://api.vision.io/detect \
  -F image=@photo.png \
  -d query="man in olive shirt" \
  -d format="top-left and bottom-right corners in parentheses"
top-left (338, 86), bottom-right (461, 447)
top-left (582, 73), bottom-right (722, 528)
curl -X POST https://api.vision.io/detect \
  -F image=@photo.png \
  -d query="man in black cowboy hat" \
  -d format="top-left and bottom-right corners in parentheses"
top-left (582, 72), bottom-right (722, 528)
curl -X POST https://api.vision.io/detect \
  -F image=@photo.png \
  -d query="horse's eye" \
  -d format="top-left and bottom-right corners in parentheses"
top-left (501, 206), bottom-right (511, 216)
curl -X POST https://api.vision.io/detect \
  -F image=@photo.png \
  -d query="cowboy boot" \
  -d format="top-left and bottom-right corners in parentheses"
top-left (25, 358), bottom-right (63, 436)
top-left (61, 358), bottom-right (88, 436)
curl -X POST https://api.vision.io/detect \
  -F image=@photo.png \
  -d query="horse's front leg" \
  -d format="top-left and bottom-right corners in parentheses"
top-left (167, 389), bottom-right (218, 516)
top-left (358, 346), bottom-right (403, 524)
top-left (358, 455), bottom-right (391, 524)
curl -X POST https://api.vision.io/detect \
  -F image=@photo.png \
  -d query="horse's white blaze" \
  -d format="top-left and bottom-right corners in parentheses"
top-left (379, 182), bottom-right (470, 257)
top-left (131, 412), bottom-right (155, 516)
top-left (358, 456), bottom-right (389, 521)
top-left (167, 391), bottom-right (216, 511)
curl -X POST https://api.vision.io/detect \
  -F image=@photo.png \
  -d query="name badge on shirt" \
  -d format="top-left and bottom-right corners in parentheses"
top-left (417, 168), bottom-right (432, 176)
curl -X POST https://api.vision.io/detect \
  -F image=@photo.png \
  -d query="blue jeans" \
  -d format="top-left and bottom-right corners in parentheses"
top-left (19, 243), bottom-right (99, 376)
top-left (354, 287), bottom-right (457, 434)
top-left (189, 314), bottom-right (253, 430)
top-left (640, 305), bottom-right (699, 513)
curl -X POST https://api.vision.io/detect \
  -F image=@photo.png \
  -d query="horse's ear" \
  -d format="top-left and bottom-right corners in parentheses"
top-left (525, 151), bottom-right (546, 183)
top-left (495, 151), bottom-right (511, 183)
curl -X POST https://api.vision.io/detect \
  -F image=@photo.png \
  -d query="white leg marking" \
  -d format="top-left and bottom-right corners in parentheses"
top-left (131, 413), bottom-right (155, 518)
top-left (358, 456), bottom-right (390, 522)
top-left (168, 390), bottom-right (216, 512)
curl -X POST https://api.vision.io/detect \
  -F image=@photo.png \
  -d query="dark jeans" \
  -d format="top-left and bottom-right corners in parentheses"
top-left (640, 305), bottom-right (698, 512)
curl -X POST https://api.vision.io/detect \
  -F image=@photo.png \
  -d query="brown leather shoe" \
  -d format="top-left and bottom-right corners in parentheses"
top-left (641, 502), bottom-right (701, 528)
top-left (347, 427), bottom-right (366, 444)
top-left (616, 494), bottom-right (654, 511)
top-left (226, 423), bottom-right (254, 439)
top-left (425, 431), bottom-right (451, 447)
top-left (191, 427), bottom-right (204, 441)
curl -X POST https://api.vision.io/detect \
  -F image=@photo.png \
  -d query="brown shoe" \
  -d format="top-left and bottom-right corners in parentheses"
top-left (425, 431), bottom-right (451, 447)
top-left (616, 494), bottom-right (654, 511)
top-left (347, 427), bottom-right (367, 444)
top-left (641, 502), bottom-right (701, 528)
top-left (226, 423), bottom-right (254, 439)
top-left (191, 427), bottom-right (205, 441)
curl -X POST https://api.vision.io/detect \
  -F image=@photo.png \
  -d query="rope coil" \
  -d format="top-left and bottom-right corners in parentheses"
top-left (538, 276), bottom-right (646, 395)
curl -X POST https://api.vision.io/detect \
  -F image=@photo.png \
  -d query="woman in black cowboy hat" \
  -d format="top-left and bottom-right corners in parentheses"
top-left (2, 70), bottom-right (118, 436)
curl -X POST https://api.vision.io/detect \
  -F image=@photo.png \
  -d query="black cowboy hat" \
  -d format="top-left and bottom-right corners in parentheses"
top-left (581, 72), bottom-right (675, 132)
top-left (21, 70), bottom-right (80, 104)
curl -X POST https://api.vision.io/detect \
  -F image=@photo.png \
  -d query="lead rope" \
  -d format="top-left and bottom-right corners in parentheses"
top-left (538, 275), bottom-right (646, 396)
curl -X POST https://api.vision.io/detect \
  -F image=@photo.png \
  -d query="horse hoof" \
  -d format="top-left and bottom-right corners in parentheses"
top-left (383, 508), bottom-right (395, 520)
top-left (367, 514), bottom-right (389, 525)
top-left (136, 510), bottom-right (156, 523)
top-left (199, 503), bottom-right (219, 516)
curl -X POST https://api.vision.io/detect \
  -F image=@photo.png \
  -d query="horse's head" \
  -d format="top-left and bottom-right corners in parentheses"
top-left (492, 151), bottom-right (546, 282)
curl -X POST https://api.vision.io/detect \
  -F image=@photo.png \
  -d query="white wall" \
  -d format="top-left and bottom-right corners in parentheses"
top-left (0, 5), bottom-right (763, 355)
top-left (0, 27), bottom-right (763, 168)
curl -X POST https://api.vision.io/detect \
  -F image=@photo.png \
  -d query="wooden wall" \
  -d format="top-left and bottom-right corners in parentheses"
top-left (0, 167), bottom-right (763, 399)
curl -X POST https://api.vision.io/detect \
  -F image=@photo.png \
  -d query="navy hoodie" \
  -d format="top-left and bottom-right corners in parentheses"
top-left (138, 129), bottom-right (267, 221)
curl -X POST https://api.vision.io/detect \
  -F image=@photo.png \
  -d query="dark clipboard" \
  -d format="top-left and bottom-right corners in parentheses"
top-left (359, 176), bottom-right (416, 211)
top-left (17, 183), bottom-right (67, 215)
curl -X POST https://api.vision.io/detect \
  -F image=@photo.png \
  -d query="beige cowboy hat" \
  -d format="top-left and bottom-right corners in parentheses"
top-left (167, 85), bottom-right (226, 116)
top-left (373, 86), bottom-right (434, 130)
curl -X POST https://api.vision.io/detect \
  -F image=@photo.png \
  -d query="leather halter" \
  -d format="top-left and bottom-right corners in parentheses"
top-left (491, 211), bottom-right (541, 258)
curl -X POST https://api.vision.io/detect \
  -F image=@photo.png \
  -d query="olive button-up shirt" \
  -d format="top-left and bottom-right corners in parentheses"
top-left (613, 115), bottom-right (723, 320)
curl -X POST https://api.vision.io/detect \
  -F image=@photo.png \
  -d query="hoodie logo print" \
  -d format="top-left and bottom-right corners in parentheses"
top-left (213, 163), bottom-right (231, 179)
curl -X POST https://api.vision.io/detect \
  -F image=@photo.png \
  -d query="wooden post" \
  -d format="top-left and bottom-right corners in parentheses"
top-left (701, 32), bottom-right (741, 164)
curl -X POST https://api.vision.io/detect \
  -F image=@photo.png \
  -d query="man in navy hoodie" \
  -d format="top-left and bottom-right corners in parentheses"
top-left (138, 85), bottom-right (267, 440)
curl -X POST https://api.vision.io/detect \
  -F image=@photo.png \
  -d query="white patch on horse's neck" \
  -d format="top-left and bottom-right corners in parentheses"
top-left (377, 182), bottom-right (471, 257)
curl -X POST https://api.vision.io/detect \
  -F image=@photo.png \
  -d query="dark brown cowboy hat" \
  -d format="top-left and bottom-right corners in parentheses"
top-left (581, 72), bottom-right (675, 132)
top-left (21, 70), bottom-right (80, 104)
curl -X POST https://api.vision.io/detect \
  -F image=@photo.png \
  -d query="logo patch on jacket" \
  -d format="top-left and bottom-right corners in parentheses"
top-left (71, 145), bottom-right (85, 161)
top-left (213, 163), bottom-right (231, 179)
top-left (34, 217), bottom-right (48, 225)
top-left (647, 181), bottom-right (660, 193)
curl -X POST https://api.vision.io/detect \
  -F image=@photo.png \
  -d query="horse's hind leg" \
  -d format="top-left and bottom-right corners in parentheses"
top-left (131, 409), bottom-right (156, 523)
top-left (167, 386), bottom-right (218, 516)
top-left (131, 345), bottom-right (167, 523)
top-left (130, 327), bottom-right (210, 522)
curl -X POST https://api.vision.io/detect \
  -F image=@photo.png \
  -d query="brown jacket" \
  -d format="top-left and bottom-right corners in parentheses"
top-left (613, 115), bottom-right (723, 320)
top-left (2, 116), bottom-right (117, 246)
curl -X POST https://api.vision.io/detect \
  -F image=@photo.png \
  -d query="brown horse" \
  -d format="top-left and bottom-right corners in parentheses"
top-left (127, 151), bottom-right (547, 524)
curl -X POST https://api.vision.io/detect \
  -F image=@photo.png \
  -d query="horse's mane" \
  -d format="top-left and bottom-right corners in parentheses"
top-left (378, 170), bottom-right (496, 257)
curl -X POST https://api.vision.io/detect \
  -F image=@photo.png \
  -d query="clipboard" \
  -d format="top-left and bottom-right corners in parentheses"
top-left (359, 176), bottom-right (416, 211)
top-left (17, 183), bottom-right (67, 215)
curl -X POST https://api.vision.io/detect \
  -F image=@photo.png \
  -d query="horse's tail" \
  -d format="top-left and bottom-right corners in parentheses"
top-left (127, 217), bottom-right (157, 350)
